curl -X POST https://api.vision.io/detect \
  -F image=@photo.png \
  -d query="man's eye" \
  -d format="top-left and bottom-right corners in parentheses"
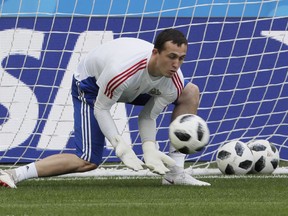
top-left (169, 54), bottom-right (177, 59)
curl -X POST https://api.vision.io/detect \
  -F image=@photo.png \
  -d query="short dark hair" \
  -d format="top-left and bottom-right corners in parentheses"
top-left (154, 29), bottom-right (188, 53)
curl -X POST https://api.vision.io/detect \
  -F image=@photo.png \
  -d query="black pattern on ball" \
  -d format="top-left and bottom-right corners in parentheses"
top-left (174, 130), bottom-right (191, 141)
top-left (235, 142), bottom-right (245, 156)
top-left (178, 146), bottom-right (190, 154)
top-left (254, 156), bottom-right (265, 172)
top-left (225, 164), bottom-right (235, 174)
top-left (179, 114), bottom-right (195, 123)
top-left (197, 123), bottom-right (204, 141)
top-left (239, 160), bottom-right (253, 170)
top-left (250, 143), bottom-right (266, 151)
top-left (270, 143), bottom-right (277, 153)
top-left (217, 150), bottom-right (231, 160)
top-left (271, 159), bottom-right (278, 169)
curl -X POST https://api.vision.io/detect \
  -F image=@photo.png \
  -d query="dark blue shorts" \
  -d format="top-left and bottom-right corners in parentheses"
top-left (71, 76), bottom-right (104, 165)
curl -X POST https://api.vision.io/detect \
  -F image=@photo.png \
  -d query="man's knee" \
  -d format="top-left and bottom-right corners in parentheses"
top-left (178, 83), bottom-right (200, 106)
top-left (74, 155), bottom-right (98, 172)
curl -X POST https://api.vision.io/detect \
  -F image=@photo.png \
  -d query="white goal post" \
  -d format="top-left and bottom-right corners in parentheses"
top-left (0, 0), bottom-right (287, 176)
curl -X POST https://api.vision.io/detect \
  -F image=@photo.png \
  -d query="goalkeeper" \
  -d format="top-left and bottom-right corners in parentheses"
top-left (0, 29), bottom-right (210, 188)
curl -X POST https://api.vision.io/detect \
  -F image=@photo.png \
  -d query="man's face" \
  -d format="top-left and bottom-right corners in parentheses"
top-left (153, 41), bottom-right (187, 78)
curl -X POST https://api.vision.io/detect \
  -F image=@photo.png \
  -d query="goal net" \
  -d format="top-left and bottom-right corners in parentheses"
top-left (0, 0), bottom-right (287, 176)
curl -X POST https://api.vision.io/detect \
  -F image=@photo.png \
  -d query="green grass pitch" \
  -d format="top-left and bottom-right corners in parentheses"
top-left (1, 175), bottom-right (288, 216)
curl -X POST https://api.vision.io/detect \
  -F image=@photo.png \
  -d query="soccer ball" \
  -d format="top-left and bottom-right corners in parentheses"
top-left (169, 114), bottom-right (210, 154)
top-left (247, 139), bottom-right (280, 174)
top-left (216, 140), bottom-right (254, 175)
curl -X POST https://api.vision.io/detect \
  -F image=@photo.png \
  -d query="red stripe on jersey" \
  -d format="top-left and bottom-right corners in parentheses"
top-left (172, 73), bottom-right (184, 98)
top-left (104, 58), bottom-right (147, 99)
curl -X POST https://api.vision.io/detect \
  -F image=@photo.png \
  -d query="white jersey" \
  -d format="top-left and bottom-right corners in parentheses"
top-left (75, 37), bottom-right (185, 143)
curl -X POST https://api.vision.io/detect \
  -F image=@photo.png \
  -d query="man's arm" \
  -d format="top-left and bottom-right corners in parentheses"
top-left (94, 93), bottom-right (143, 171)
top-left (138, 97), bottom-right (176, 175)
top-left (93, 94), bottom-right (119, 143)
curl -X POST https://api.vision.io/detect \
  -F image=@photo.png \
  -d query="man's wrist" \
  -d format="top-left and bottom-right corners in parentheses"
top-left (142, 141), bottom-right (157, 153)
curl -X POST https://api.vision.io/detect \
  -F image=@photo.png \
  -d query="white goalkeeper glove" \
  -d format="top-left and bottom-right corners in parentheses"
top-left (112, 135), bottom-right (144, 171)
top-left (142, 141), bottom-right (176, 175)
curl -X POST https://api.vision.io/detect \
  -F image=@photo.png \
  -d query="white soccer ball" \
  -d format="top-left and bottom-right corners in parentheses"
top-left (216, 140), bottom-right (254, 175)
top-left (169, 114), bottom-right (210, 154)
top-left (247, 139), bottom-right (280, 174)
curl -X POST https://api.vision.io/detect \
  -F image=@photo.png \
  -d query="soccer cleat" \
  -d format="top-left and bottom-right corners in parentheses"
top-left (162, 171), bottom-right (211, 186)
top-left (0, 170), bottom-right (17, 188)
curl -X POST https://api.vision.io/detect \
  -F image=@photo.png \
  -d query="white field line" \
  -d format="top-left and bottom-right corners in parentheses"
top-left (3, 166), bottom-right (288, 181)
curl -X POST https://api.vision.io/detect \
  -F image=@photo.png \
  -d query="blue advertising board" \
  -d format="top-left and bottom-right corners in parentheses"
top-left (0, 0), bottom-right (288, 163)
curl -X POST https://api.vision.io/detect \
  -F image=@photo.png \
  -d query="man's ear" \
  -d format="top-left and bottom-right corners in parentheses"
top-left (152, 48), bottom-right (158, 55)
